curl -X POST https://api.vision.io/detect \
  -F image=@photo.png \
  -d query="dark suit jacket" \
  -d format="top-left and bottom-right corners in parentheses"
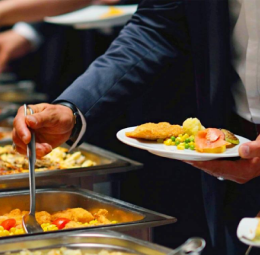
top-left (56, 0), bottom-right (231, 130)
top-left (56, 1), bottom-right (258, 254)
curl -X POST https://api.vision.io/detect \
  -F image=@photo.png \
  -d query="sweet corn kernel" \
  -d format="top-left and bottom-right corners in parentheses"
top-left (0, 226), bottom-right (4, 231)
top-left (10, 227), bottom-right (16, 233)
top-left (45, 224), bottom-right (58, 231)
top-left (111, 221), bottom-right (117, 224)
top-left (175, 137), bottom-right (181, 142)
top-left (14, 229), bottom-right (25, 235)
top-left (164, 139), bottom-right (172, 146)
top-left (41, 223), bottom-right (50, 228)
top-left (180, 137), bottom-right (185, 142)
top-left (183, 134), bottom-right (189, 139)
top-left (177, 144), bottom-right (185, 150)
top-left (0, 230), bottom-right (10, 236)
top-left (89, 220), bottom-right (98, 224)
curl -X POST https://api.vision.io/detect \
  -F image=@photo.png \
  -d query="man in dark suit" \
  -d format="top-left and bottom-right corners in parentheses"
top-left (13, 1), bottom-right (260, 254)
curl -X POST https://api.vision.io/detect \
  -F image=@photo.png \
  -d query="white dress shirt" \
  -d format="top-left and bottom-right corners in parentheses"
top-left (229, 0), bottom-right (260, 124)
top-left (13, 22), bottom-right (43, 49)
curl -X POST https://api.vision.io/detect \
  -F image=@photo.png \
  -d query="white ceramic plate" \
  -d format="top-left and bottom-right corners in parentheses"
top-left (237, 218), bottom-right (260, 247)
top-left (44, 5), bottom-right (138, 30)
top-left (116, 127), bottom-right (251, 161)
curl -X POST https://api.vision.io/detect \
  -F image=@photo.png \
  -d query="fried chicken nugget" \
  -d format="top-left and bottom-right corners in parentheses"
top-left (36, 211), bottom-right (51, 225)
top-left (94, 209), bottom-right (111, 224)
top-left (63, 221), bottom-right (84, 229)
top-left (126, 122), bottom-right (184, 140)
top-left (4, 209), bottom-right (26, 225)
top-left (67, 208), bottom-right (94, 223)
top-left (51, 208), bottom-right (94, 223)
top-left (50, 210), bottom-right (73, 222)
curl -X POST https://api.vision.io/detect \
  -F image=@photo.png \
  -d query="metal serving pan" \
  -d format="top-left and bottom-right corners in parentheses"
top-left (0, 231), bottom-right (206, 255)
top-left (0, 91), bottom-right (48, 104)
top-left (0, 187), bottom-right (176, 238)
top-left (0, 142), bottom-right (142, 190)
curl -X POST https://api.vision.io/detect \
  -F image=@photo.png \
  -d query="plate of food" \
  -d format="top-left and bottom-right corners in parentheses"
top-left (237, 217), bottom-right (260, 247)
top-left (116, 118), bottom-right (251, 161)
top-left (44, 5), bottom-right (138, 29)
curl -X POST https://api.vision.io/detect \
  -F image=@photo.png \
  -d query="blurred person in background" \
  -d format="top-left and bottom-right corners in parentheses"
top-left (0, 0), bottom-right (120, 27)
top-left (0, 0), bottom-right (130, 100)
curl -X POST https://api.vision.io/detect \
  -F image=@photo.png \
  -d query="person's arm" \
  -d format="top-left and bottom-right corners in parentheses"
top-left (0, 0), bottom-right (120, 26)
top-left (55, 0), bottom-right (191, 140)
top-left (12, 0), bottom-right (192, 156)
top-left (0, 29), bottom-right (33, 73)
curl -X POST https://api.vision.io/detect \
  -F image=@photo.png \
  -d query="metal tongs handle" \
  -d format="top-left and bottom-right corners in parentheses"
top-left (24, 104), bottom-right (36, 215)
top-left (167, 238), bottom-right (206, 255)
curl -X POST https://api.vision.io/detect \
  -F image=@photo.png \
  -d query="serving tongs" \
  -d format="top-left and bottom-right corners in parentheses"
top-left (22, 104), bottom-right (43, 234)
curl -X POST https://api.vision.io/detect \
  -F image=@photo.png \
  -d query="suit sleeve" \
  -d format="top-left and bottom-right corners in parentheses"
top-left (55, 0), bottom-right (192, 139)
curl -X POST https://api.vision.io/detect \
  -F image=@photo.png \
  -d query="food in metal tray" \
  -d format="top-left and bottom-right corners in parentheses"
top-left (0, 146), bottom-right (96, 175)
top-left (0, 208), bottom-right (117, 236)
top-left (16, 247), bottom-right (133, 255)
top-left (0, 131), bottom-right (12, 140)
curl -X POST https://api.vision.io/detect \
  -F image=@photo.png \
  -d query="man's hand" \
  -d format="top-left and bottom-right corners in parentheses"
top-left (12, 103), bottom-right (75, 158)
top-left (186, 136), bottom-right (260, 184)
top-left (0, 30), bottom-right (32, 73)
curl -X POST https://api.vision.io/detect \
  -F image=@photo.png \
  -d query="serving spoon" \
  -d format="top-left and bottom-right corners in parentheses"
top-left (22, 104), bottom-right (43, 234)
top-left (167, 238), bottom-right (206, 255)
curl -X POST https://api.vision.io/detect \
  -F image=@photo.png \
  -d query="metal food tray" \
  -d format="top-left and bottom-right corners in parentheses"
top-left (0, 187), bottom-right (176, 238)
top-left (0, 230), bottom-right (206, 255)
top-left (0, 231), bottom-right (171, 255)
top-left (0, 142), bottom-right (142, 190)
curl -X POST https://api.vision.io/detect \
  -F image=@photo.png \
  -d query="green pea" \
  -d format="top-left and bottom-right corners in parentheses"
top-left (190, 138), bottom-right (195, 142)
top-left (190, 145), bottom-right (195, 150)
top-left (175, 140), bottom-right (180, 146)
top-left (185, 138), bottom-right (190, 143)
top-left (185, 144), bottom-right (189, 149)
top-left (171, 136), bottom-right (176, 141)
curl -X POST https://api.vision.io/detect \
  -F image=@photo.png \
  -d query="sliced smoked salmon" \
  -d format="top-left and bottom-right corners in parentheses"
top-left (195, 128), bottom-right (230, 153)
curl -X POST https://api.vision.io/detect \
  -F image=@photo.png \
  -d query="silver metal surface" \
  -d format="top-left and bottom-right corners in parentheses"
top-left (167, 238), bottom-right (206, 255)
top-left (0, 91), bottom-right (48, 103)
top-left (0, 80), bottom-right (35, 93)
top-left (0, 142), bottom-right (142, 190)
top-left (0, 187), bottom-right (176, 238)
top-left (22, 105), bottom-right (43, 234)
top-left (245, 246), bottom-right (252, 255)
top-left (0, 230), bottom-right (174, 255)
top-left (0, 72), bottom-right (17, 83)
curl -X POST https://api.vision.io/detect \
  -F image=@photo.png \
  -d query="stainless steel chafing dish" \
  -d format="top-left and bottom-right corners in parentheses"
top-left (0, 230), bottom-right (206, 255)
top-left (0, 142), bottom-right (142, 190)
top-left (0, 187), bottom-right (176, 237)
top-left (0, 91), bottom-right (48, 104)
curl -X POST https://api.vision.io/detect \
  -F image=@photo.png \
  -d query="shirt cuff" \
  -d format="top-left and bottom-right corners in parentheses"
top-left (12, 22), bottom-right (43, 50)
top-left (69, 108), bottom-right (87, 152)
